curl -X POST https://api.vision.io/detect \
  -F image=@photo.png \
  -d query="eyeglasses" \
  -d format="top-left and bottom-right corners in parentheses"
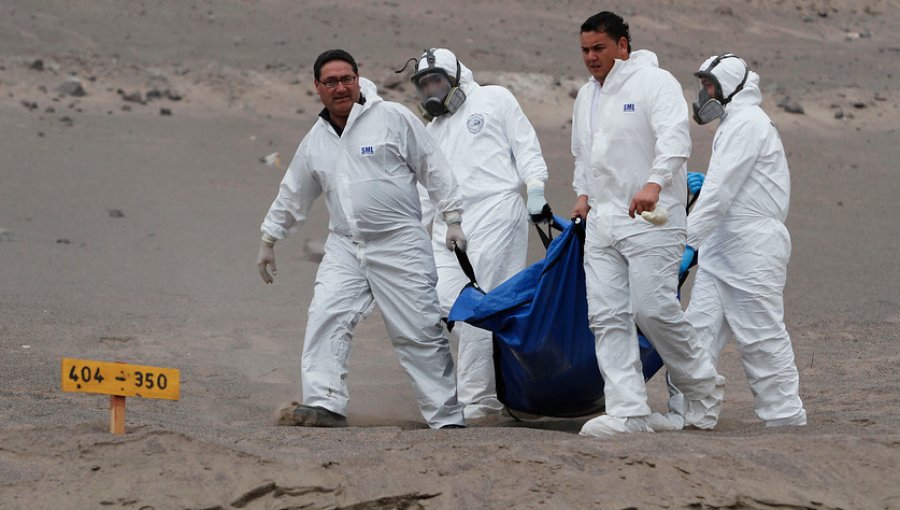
top-left (319, 75), bottom-right (357, 89)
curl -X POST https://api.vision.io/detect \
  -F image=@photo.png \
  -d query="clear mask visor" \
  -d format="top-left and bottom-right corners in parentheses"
top-left (414, 72), bottom-right (452, 102)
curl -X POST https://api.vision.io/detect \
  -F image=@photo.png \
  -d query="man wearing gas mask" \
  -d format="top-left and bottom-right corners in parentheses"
top-left (256, 49), bottom-right (467, 429)
top-left (570, 11), bottom-right (723, 438)
top-left (407, 48), bottom-right (551, 422)
top-left (684, 54), bottom-right (806, 427)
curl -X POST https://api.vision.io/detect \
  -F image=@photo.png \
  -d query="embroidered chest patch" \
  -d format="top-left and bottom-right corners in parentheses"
top-left (360, 145), bottom-right (375, 156)
top-left (623, 103), bottom-right (636, 112)
top-left (467, 113), bottom-right (485, 134)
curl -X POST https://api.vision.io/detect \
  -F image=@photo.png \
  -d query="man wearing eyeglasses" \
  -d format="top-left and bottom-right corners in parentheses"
top-left (256, 49), bottom-right (468, 429)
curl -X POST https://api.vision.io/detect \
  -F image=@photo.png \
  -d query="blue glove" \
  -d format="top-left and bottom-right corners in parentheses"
top-left (679, 245), bottom-right (697, 277)
top-left (687, 172), bottom-right (705, 196)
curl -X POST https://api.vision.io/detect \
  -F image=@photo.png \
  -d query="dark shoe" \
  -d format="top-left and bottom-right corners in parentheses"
top-left (290, 405), bottom-right (347, 427)
top-left (440, 424), bottom-right (466, 429)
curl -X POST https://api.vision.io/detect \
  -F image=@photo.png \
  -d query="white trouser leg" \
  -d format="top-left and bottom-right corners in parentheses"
top-left (686, 267), bottom-right (730, 366)
top-left (454, 322), bottom-right (503, 418)
top-left (367, 228), bottom-right (465, 428)
top-left (434, 210), bottom-right (526, 417)
top-left (301, 236), bottom-right (374, 416)
top-left (584, 242), bottom-right (650, 418)
top-left (624, 231), bottom-right (718, 401)
top-left (720, 266), bottom-right (805, 425)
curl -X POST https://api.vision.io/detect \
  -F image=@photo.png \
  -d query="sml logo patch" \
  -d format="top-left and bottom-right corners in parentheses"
top-left (360, 146), bottom-right (375, 156)
top-left (623, 103), bottom-right (636, 112)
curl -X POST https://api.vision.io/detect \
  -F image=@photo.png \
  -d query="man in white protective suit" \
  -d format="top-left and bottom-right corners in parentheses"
top-left (407, 48), bottom-right (551, 421)
top-left (569, 12), bottom-right (724, 438)
top-left (683, 54), bottom-right (806, 427)
top-left (256, 49), bottom-right (467, 429)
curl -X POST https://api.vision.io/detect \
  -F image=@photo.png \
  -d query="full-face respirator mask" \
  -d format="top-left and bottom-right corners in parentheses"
top-left (396, 49), bottom-right (467, 120)
top-left (692, 54), bottom-right (748, 125)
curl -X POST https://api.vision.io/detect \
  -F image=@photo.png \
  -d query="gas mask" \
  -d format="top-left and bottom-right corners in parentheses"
top-left (414, 71), bottom-right (466, 119)
top-left (692, 87), bottom-right (726, 125)
top-left (692, 54), bottom-right (748, 125)
top-left (405, 48), bottom-right (467, 120)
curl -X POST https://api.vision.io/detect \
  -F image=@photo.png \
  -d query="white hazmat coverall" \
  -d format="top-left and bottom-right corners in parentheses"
top-left (571, 50), bottom-right (721, 422)
top-left (418, 50), bottom-right (549, 419)
top-left (261, 79), bottom-right (465, 428)
top-left (686, 59), bottom-right (806, 427)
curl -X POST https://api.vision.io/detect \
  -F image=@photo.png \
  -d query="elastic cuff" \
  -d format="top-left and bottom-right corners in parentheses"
top-left (443, 210), bottom-right (462, 226)
top-left (261, 233), bottom-right (278, 247)
top-left (646, 175), bottom-right (667, 188)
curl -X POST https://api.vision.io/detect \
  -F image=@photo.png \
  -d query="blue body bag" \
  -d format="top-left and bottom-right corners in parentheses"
top-left (448, 217), bottom-right (665, 418)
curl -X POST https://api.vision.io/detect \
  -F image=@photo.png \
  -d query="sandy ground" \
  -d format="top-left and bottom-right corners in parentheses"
top-left (2, 0), bottom-right (900, 508)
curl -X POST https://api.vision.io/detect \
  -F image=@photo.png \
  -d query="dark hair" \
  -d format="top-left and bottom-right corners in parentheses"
top-left (313, 49), bottom-right (358, 81)
top-left (581, 12), bottom-right (632, 53)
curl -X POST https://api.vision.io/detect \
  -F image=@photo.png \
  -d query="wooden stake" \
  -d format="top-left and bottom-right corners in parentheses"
top-left (110, 395), bottom-right (126, 435)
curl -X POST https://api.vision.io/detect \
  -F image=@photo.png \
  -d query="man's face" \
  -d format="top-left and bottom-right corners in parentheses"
top-left (315, 60), bottom-right (361, 119)
top-left (700, 77), bottom-right (717, 100)
top-left (580, 30), bottom-right (629, 84)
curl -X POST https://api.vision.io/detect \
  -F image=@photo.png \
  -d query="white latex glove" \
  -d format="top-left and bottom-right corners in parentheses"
top-left (526, 182), bottom-right (549, 222)
top-left (640, 207), bottom-right (668, 226)
top-left (443, 210), bottom-right (467, 252)
top-left (257, 239), bottom-right (277, 283)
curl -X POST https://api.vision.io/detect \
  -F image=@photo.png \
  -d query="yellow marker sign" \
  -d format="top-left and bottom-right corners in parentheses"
top-left (61, 358), bottom-right (180, 401)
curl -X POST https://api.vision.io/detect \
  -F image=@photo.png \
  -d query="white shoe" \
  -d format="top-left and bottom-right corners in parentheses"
top-left (685, 375), bottom-right (725, 430)
top-left (765, 409), bottom-right (807, 427)
top-left (646, 412), bottom-right (684, 432)
top-left (580, 415), bottom-right (650, 438)
top-left (463, 398), bottom-right (505, 422)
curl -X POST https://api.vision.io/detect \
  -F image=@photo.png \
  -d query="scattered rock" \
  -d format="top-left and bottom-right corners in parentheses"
top-left (59, 116), bottom-right (74, 127)
top-left (30, 59), bottom-right (44, 71)
top-left (57, 77), bottom-right (86, 97)
top-left (45, 106), bottom-right (55, 113)
top-left (803, 15), bottom-right (814, 23)
top-left (859, 29), bottom-right (872, 38)
top-left (121, 104), bottom-right (132, 112)
top-left (119, 90), bottom-right (145, 104)
top-left (0, 229), bottom-right (13, 241)
top-left (874, 93), bottom-right (887, 101)
top-left (165, 89), bottom-right (182, 101)
top-left (852, 101), bottom-right (867, 109)
top-left (783, 100), bottom-right (804, 114)
top-left (260, 152), bottom-right (281, 168)
top-left (145, 89), bottom-right (164, 101)
top-left (108, 209), bottom-right (124, 218)
top-left (159, 108), bottom-right (173, 116)
top-left (714, 6), bottom-right (733, 15)
top-left (20, 100), bottom-right (38, 111)
top-left (818, 10), bottom-right (828, 18)
top-left (834, 109), bottom-right (844, 119)
top-left (56, 238), bottom-right (71, 244)
top-left (568, 88), bottom-right (579, 99)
